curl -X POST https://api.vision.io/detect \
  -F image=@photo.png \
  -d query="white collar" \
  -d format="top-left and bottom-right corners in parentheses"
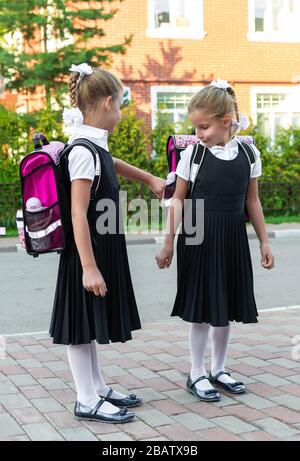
top-left (69, 124), bottom-right (109, 151)
top-left (200, 137), bottom-right (238, 151)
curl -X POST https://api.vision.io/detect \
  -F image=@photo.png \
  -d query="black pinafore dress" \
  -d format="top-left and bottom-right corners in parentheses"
top-left (50, 144), bottom-right (141, 345)
top-left (172, 143), bottom-right (258, 326)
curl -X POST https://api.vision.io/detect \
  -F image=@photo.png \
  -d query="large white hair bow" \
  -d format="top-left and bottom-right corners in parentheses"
top-left (69, 63), bottom-right (93, 86)
top-left (62, 107), bottom-right (84, 129)
top-left (232, 114), bottom-right (250, 132)
top-left (69, 63), bottom-right (93, 76)
top-left (210, 79), bottom-right (230, 91)
top-left (239, 114), bottom-right (250, 130)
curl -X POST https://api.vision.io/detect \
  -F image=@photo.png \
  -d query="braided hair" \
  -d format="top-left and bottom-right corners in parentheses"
top-left (69, 72), bottom-right (80, 108)
top-left (226, 87), bottom-right (240, 123)
top-left (68, 68), bottom-right (123, 115)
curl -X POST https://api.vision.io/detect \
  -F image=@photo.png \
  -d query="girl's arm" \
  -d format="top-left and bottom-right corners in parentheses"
top-left (113, 157), bottom-right (165, 198)
top-left (246, 178), bottom-right (275, 270)
top-left (156, 177), bottom-right (189, 269)
top-left (71, 179), bottom-right (107, 296)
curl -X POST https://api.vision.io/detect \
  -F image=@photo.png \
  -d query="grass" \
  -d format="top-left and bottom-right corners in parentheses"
top-left (264, 215), bottom-right (300, 224)
top-left (1, 228), bottom-right (18, 237)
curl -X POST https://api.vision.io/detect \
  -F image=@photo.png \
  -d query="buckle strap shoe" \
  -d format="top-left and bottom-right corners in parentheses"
top-left (209, 371), bottom-right (246, 394)
top-left (186, 375), bottom-right (221, 402)
top-left (100, 387), bottom-right (142, 408)
top-left (74, 399), bottom-right (135, 423)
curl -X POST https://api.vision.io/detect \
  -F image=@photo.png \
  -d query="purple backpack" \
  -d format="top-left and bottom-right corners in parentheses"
top-left (19, 133), bottom-right (100, 257)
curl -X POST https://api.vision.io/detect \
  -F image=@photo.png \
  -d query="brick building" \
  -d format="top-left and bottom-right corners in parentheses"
top-left (2, 0), bottom-right (300, 139)
top-left (103, 0), bottom-right (300, 139)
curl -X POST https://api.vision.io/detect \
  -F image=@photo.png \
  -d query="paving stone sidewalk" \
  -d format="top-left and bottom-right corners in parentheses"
top-left (1, 309), bottom-right (300, 441)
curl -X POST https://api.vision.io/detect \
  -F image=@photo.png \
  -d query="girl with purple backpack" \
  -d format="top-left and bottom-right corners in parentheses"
top-left (50, 63), bottom-right (165, 423)
top-left (156, 80), bottom-right (275, 402)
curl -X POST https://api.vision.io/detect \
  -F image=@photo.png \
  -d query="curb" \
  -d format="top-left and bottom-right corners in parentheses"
top-left (248, 229), bottom-right (300, 240)
top-left (0, 229), bottom-right (300, 253)
top-left (0, 246), bottom-right (17, 253)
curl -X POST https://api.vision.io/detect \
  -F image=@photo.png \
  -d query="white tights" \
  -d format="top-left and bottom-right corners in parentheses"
top-left (189, 323), bottom-right (235, 391)
top-left (67, 341), bottom-right (127, 414)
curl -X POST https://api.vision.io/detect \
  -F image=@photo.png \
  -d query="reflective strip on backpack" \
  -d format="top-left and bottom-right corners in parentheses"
top-left (94, 153), bottom-right (101, 195)
top-left (95, 154), bottom-right (100, 176)
top-left (26, 219), bottom-right (62, 239)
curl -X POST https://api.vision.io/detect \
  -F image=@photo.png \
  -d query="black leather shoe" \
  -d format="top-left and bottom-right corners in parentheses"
top-left (209, 371), bottom-right (246, 394)
top-left (186, 375), bottom-right (221, 402)
top-left (74, 399), bottom-right (135, 423)
top-left (100, 387), bottom-right (142, 408)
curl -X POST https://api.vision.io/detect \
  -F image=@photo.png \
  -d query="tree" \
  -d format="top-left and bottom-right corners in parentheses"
top-left (109, 103), bottom-right (150, 200)
top-left (0, 0), bottom-right (131, 111)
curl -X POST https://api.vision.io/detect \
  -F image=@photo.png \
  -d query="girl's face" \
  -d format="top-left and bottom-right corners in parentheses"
top-left (102, 91), bottom-right (123, 133)
top-left (87, 91), bottom-right (123, 132)
top-left (189, 109), bottom-right (232, 147)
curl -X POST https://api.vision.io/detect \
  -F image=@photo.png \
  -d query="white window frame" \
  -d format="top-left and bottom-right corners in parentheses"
top-left (248, 0), bottom-right (300, 43)
top-left (251, 86), bottom-right (300, 139)
top-left (42, 26), bottom-right (73, 53)
top-left (151, 86), bottom-right (202, 127)
top-left (3, 31), bottom-right (23, 53)
top-left (41, 4), bottom-right (73, 52)
top-left (147, 0), bottom-right (206, 40)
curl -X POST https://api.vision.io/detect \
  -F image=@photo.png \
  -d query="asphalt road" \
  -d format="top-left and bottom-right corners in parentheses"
top-left (0, 237), bottom-right (299, 335)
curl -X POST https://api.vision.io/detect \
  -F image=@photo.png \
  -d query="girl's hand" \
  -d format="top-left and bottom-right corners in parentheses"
top-left (156, 245), bottom-right (173, 269)
top-left (83, 266), bottom-right (108, 297)
top-left (260, 242), bottom-right (275, 270)
top-left (149, 175), bottom-right (166, 199)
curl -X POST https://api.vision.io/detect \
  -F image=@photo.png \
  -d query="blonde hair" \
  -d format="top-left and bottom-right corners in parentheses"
top-left (68, 68), bottom-right (123, 115)
top-left (188, 85), bottom-right (239, 122)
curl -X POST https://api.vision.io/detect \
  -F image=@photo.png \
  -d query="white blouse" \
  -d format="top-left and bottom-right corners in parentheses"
top-left (176, 137), bottom-right (262, 182)
top-left (67, 125), bottom-right (109, 182)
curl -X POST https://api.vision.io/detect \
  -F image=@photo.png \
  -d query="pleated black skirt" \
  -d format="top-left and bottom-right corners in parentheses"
top-left (171, 209), bottom-right (258, 326)
top-left (49, 233), bottom-right (141, 345)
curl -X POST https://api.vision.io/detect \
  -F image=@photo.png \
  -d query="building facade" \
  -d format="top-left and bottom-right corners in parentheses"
top-left (102, 0), bottom-right (300, 139)
top-left (2, 0), bottom-right (300, 139)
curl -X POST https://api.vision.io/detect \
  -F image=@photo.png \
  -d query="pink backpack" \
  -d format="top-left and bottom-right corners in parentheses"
top-left (19, 133), bottom-right (100, 257)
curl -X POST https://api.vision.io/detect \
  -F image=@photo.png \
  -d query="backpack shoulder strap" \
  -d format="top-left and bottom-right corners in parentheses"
top-left (238, 140), bottom-right (256, 166)
top-left (60, 139), bottom-right (101, 198)
top-left (189, 142), bottom-right (206, 167)
top-left (189, 142), bottom-right (206, 196)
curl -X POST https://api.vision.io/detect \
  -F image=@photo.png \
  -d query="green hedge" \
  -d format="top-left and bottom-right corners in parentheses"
top-left (0, 105), bottom-right (299, 228)
top-left (0, 106), bottom-right (67, 226)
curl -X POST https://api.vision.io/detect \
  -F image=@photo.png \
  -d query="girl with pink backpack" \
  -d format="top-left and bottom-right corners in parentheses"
top-left (49, 63), bottom-right (165, 423)
top-left (156, 80), bottom-right (275, 402)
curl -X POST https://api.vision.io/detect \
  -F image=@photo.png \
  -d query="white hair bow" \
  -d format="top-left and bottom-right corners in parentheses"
top-left (210, 79), bottom-right (230, 91)
top-left (69, 63), bottom-right (93, 86)
top-left (232, 114), bottom-right (250, 132)
top-left (69, 63), bottom-right (93, 76)
top-left (62, 107), bottom-right (84, 129)
top-left (239, 114), bottom-right (249, 130)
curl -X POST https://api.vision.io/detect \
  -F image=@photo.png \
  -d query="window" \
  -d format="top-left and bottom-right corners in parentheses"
top-left (42, 26), bottom-right (73, 53)
top-left (151, 86), bottom-right (202, 126)
top-left (248, 0), bottom-right (300, 42)
top-left (41, 4), bottom-right (73, 52)
top-left (251, 87), bottom-right (300, 139)
top-left (148, 0), bottom-right (205, 39)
